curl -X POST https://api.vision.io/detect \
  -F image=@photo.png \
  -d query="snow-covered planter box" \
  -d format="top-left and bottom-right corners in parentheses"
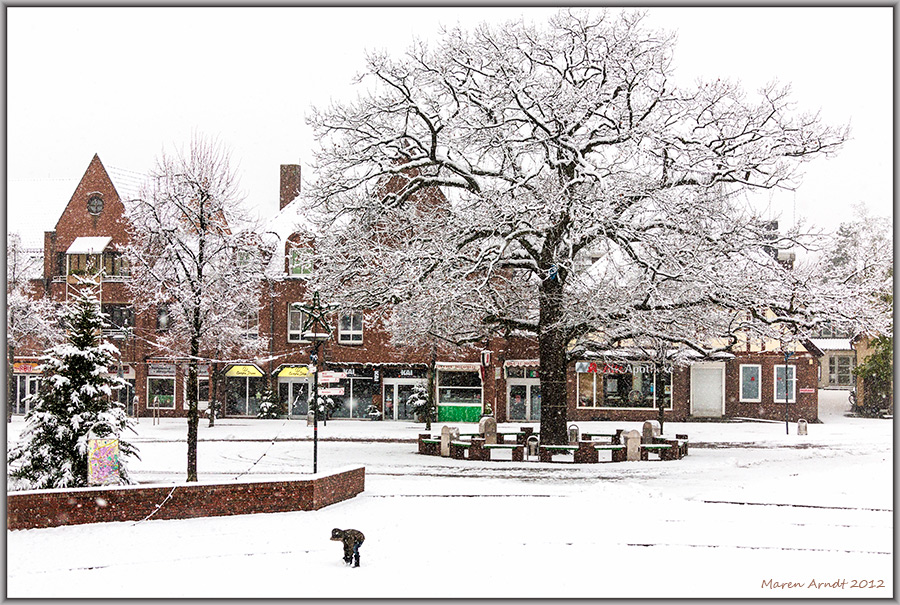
top-left (7, 466), bottom-right (365, 530)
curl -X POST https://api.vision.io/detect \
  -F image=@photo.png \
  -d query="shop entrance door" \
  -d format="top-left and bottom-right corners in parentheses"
top-left (383, 379), bottom-right (426, 420)
top-left (690, 363), bottom-right (725, 417)
top-left (14, 375), bottom-right (41, 415)
top-left (279, 379), bottom-right (309, 418)
top-left (507, 380), bottom-right (541, 421)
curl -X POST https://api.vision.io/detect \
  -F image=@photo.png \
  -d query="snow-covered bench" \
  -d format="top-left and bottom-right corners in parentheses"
top-left (483, 442), bottom-right (525, 462)
top-left (538, 444), bottom-right (578, 462)
top-left (449, 440), bottom-right (472, 459)
top-left (417, 434), bottom-right (441, 456)
top-left (594, 443), bottom-right (627, 463)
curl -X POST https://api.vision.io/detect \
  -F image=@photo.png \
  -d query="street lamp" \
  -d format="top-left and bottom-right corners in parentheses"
top-left (783, 350), bottom-right (794, 435)
top-left (298, 291), bottom-right (332, 474)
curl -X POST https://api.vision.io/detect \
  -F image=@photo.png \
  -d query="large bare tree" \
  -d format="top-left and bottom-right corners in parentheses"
top-left (125, 135), bottom-right (267, 481)
top-left (305, 10), bottom-right (849, 444)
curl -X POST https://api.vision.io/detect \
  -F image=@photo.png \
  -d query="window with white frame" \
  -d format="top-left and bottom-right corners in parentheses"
top-left (828, 355), bottom-right (854, 386)
top-left (288, 303), bottom-right (310, 343)
top-left (288, 248), bottom-right (313, 276)
top-left (739, 364), bottom-right (762, 402)
top-left (338, 311), bottom-right (363, 344)
top-left (774, 365), bottom-right (796, 403)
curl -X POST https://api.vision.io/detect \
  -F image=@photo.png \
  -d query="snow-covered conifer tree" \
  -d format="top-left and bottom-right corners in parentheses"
top-left (8, 290), bottom-right (138, 490)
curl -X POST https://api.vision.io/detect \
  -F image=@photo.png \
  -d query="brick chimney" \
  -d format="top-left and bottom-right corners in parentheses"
top-left (280, 164), bottom-right (301, 210)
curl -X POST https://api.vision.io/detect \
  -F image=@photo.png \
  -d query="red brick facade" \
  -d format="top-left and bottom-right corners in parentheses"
top-left (7, 466), bottom-right (365, 530)
top-left (13, 155), bottom-right (819, 425)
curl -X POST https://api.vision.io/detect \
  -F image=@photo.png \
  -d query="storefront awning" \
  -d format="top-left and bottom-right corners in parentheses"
top-left (503, 359), bottom-right (540, 368)
top-left (435, 362), bottom-right (481, 372)
top-left (66, 236), bottom-right (112, 255)
top-left (275, 365), bottom-right (311, 378)
top-left (225, 364), bottom-right (264, 378)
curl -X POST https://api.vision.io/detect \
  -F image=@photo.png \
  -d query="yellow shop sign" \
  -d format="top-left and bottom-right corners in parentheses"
top-left (225, 364), bottom-right (263, 378)
top-left (277, 366), bottom-right (311, 378)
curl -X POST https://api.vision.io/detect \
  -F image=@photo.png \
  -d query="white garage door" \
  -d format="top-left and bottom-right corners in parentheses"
top-left (691, 364), bottom-right (725, 417)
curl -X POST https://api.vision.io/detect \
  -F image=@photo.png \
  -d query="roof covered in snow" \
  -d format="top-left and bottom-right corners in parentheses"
top-left (809, 338), bottom-right (855, 352)
top-left (65, 236), bottom-right (112, 255)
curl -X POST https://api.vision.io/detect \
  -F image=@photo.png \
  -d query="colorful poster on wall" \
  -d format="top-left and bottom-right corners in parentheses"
top-left (87, 438), bottom-right (120, 486)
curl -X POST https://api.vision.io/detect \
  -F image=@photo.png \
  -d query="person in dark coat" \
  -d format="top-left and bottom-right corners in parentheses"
top-left (331, 528), bottom-right (365, 567)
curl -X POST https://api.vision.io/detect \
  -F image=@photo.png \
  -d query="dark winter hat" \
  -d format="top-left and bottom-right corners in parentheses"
top-left (331, 528), bottom-right (343, 539)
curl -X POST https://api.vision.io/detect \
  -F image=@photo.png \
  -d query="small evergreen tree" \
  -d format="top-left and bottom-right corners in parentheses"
top-left (256, 388), bottom-right (286, 419)
top-left (407, 383), bottom-right (435, 425)
top-left (8, 291), bottom-right (139, 490)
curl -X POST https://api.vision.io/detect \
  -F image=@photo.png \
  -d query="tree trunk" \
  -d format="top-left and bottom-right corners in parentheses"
top-left (208, 362), bottom-right (220, 428)
top-left (186, 338), bottom-right (200, 482)
top-left (425, 344), bottom-right (436, 431)
top-left (537, 275), bottom-right (568, 445)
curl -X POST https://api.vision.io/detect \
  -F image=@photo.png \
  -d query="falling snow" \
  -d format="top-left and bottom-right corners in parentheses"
top-left (6, 390), bottom-right (891, 598)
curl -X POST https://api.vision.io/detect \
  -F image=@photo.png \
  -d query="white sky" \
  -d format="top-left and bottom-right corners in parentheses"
top-left (5, 6), bottom-right (893, 248)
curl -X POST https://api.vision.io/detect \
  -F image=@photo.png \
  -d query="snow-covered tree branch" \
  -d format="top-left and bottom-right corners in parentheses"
top-left (124, 134), bottom-right (269, 481)
top-left (305, 9), bottom-right (850, 444)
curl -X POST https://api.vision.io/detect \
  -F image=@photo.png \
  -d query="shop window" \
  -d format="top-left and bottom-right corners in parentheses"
top-left (148, 377), bottom-right (176, 409)
top-left (739, 364), bottom-right (761, 402)
top-left (437, 370), bottom-right (482, 406)
top-left (576, 363), bottom-right (671, 409)
top-left (828, 355), bottom-right (854, 386)
top-left (506, 366), bottom-right (539, 379)
top-left (288, 303), bottom-right (311, 343)
top-left (774, 365), bottom-right (796, 403)
top-left (225, 376), bottom-right (265, 416)
top-left (338, 312), bottom-right (363, 344)
top-left (328, 371), bottom-right (375, 419)
top-left (577, 372), bottom-right (598, 408)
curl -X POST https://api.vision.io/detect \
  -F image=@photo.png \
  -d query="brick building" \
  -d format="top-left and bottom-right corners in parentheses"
top-left (12, 155), bottom-right (820, 424)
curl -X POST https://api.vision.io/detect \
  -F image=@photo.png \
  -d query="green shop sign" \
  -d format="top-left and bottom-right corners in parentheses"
top-left (437, 405), bottom-right (482, 423)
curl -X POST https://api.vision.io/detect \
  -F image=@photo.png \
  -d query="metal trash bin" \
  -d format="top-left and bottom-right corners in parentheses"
top-left (526, 435), bottom-right (540, 459)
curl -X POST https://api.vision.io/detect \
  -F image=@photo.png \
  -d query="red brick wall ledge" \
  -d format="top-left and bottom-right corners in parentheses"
top-left (7, 466), bottom-right (365, 531)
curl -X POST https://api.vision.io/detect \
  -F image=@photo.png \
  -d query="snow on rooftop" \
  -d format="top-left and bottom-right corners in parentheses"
top-left (66, 236), bottom-right (112, 254)
top-left (106, 165), bottom-right (147, 203)
top-left (809, 338), bottom-right (855, 351)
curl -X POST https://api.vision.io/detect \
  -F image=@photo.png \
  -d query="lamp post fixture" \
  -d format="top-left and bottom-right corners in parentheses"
top-left (299, 291), bottom-right (332, 474)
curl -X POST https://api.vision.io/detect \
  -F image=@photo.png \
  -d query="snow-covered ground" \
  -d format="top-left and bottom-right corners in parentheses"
top-left (7, 390), bottom-right (893, 598)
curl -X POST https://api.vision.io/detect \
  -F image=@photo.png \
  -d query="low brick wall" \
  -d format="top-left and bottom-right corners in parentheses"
top-left (7, 466), bottom-right (365, 531)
